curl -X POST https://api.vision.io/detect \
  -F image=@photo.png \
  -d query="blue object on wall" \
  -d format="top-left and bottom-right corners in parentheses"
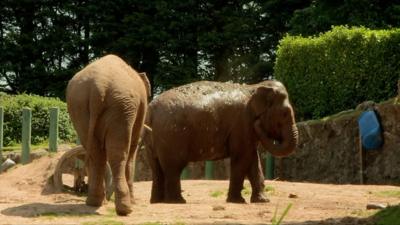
top-left (358, 110), bottom-right (383, 150)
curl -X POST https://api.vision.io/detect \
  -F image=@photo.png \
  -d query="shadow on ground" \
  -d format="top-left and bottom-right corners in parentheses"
top-left (1, 203), bottom-right (100, 217)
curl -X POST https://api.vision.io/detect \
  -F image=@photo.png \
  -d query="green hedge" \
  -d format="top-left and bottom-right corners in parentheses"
top-left (0, 92), bottom-right (76, 146)
top-left (275, 26), bottom-right (400, 120)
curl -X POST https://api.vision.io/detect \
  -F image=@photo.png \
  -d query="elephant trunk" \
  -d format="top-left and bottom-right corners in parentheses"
top-left (254, 121), bottom-right (298, 157)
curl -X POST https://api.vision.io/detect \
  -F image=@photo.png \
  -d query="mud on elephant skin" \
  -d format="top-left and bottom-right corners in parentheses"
top-left (66, 54), bottom-right (150, 215)
top-left (144, 80), bottom-right (298, 204)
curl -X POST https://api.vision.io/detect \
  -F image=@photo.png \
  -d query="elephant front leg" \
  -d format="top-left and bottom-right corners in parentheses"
top-left (227, 156), bottom-right (247, 203)
top-left (248, 151), bottom-right (269, 203)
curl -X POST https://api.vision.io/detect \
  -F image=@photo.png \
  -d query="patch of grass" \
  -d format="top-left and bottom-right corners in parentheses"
top-left (210, 190), bottom-right (225, 198)
top-left (171, 222), bottom-right (186, 225)
top-left (3, 142), bottom-right (49, 152)
top-left (140, 222), bottom-right (186, 225)
top-left (374, 190), bottom-right (400, 198)
top-left (373, 205), bottom-right (400, 225)
top-left (265, 185), bottom-right (275, 194)
top-left (271, 203), bottom-right (293, 225)
top-left (82, 219), bottom-right (124, 225)
top-left (105, 207), bottom-right (117, 217)
top-left (350, 209), bottom-right (376, 218)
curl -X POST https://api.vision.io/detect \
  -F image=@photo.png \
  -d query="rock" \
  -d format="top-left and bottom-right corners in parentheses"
top-left (366, 203), bottom-right (386, 210)
top-left (288, 193), bottom-right (298, 198)
top-left (356, 101), bottom-right (376, 111)
top-left (1, 158), bottom-right (16, 172)
top-left (212, 205), bottom-right (225, 211)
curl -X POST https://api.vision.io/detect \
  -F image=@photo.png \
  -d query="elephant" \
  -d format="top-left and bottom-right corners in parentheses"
top-left (66, 54), bottom-right (150, 215)
top-left (144, 80), bottom-right (298, 204)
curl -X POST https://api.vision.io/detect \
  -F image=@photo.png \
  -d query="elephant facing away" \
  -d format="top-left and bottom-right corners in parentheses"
top-left (144, 80), bottom-right (298, 203)
top-left (66, 54), bottom-right (150, 215)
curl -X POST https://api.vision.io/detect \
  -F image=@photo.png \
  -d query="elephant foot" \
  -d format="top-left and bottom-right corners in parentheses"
top-left (150, 197), bottom-right (164, 204)
top-left (226, 195), bottom-right (246, 203)
top-left (150, 191), bottom-right (165, 203)
top-left (86, 194), bottom-right (105, 207)
top-left (115, 203), bottom-right (132, 216)
top-left (251, 193), bottom-right (270, 203)
top-left (164, 196), bottom-right (186, 204)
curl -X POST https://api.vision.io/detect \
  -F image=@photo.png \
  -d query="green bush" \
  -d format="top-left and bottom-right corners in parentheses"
top-left (0, 92), bottom-right (76, 146)
top-left (275, 26), bottom-right (400, 121)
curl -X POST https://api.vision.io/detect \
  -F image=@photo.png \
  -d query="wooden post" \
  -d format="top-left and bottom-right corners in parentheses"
top-left (265, 153), bottom-right (275, 180)
top-left (359, 133), bottom-right (364, 184)
top-left (21, 108), bottom-right (31, 164)
top-left (205, 161), bottom-right (214, 179)
top-left (0, 107), bottom-right (3, 171)
top-left (49, 107), bottom-right (59, 152)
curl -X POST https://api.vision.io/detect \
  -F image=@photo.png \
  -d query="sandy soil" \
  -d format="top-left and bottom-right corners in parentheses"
top-left (0, 151), bottom-right (399, 225)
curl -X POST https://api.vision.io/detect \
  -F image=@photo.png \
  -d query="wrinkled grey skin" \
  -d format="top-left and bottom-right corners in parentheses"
top-left (144, 80), bottom-right (298, 204)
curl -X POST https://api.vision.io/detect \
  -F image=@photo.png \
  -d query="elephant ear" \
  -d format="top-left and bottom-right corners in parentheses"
top-left (249, 86), bottom-right (287, 118)
top-left (139, 72), bottom-right (151, 97)
top-left (249, 86), bottom-right (274, 118)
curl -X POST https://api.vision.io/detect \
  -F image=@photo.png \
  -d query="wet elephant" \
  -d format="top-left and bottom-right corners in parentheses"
top-left (144, 80), bottom-right (298, 203)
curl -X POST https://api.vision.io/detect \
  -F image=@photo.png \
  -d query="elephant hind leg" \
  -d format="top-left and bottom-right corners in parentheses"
top-left (85, 139), bottom-right (107, 207)
top-left (162, 161), bottom-right (187, 204)
top-left (105, 123), bottom-right (133, 216)
top-left (149, 156), bottom-right (165, 203)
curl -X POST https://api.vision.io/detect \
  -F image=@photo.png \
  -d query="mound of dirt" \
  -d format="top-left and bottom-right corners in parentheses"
top-left (0, 150), bottom-right (67, 202)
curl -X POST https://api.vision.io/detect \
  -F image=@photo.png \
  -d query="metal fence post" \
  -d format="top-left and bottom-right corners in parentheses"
top-left (21, 108), bottom-right (31, 164)
top-left (265, 153), bottom-right (275, 180)
top-left (49, 107), bottom-right (59, 152)
top-left (205, 161), bottom-right (214, 179)
top-left (181, 167), bottom-right (189, 179)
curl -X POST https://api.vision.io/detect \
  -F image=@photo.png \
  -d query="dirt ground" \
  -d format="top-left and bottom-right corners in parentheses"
top-left (0, 151), bottom-right (399, 225)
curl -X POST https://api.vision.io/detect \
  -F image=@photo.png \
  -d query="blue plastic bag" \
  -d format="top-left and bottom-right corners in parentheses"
top-left (358, 110), bottom-right (383, 150)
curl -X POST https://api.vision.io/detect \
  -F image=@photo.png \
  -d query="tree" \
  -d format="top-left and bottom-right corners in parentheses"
top-left (289, 0), bottom-right (400, 36)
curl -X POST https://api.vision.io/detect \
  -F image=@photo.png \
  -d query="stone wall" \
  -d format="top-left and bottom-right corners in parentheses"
top-left (277, 98), bottom-right (400, 185)
top-left (134, 98), bottom-right (400, 185)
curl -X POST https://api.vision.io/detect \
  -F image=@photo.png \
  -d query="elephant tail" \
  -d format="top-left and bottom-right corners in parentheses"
top-left (85, 87), bottom-right (103, 156)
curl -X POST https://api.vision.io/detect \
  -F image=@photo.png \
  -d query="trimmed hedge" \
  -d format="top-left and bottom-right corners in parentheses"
top-left (275, 26), bottom-right (400, 120)
top-left (0, 92), bottom-right (75, 146)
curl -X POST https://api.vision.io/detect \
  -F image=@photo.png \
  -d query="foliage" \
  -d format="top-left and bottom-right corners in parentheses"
top-left (289, 0), bottom-right (400, 36)
top-left (0, 92), bottom-right (75, 146)
top-left (374, 190), bottom-right (400, 198)
top-left (210, 190), bottom-right (225, 198)
top-left (275, 26), bottom-right (400, 120)
top-left (373, 205), bottom-right (400, 225)
top-left (0, 0), bottom-right (308, 97)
